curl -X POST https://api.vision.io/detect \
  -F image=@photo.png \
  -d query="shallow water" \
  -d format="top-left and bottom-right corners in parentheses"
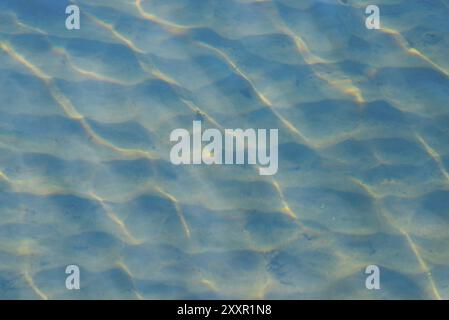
top-left (0, 0), bottom-right (449, 299)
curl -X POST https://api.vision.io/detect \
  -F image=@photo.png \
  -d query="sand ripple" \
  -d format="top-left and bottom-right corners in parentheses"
top-left (0, 0), bottom-right (448, 299)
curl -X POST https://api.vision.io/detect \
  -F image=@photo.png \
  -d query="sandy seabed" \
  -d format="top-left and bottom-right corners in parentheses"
top-left (0, 0), bottom-right (448, 299)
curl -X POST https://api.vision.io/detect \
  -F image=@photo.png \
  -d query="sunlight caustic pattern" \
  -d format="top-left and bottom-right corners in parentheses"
top-left (0, 0), bottom-right (448, 299)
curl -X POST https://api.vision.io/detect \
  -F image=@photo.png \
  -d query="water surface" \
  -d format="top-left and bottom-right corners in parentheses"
top-left (0, 0), bottom-right (449, 299)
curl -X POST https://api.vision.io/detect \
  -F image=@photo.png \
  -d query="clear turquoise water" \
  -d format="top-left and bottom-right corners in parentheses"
top-left (0, 0), bottom-right (449, 299)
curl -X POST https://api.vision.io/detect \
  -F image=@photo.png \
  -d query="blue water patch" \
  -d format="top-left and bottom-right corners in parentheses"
top-left (0, 0), bottom-right (448, 299)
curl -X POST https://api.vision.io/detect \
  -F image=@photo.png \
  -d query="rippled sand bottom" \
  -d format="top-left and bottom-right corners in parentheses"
top-left (0, 0), bottom-right (449, 299)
